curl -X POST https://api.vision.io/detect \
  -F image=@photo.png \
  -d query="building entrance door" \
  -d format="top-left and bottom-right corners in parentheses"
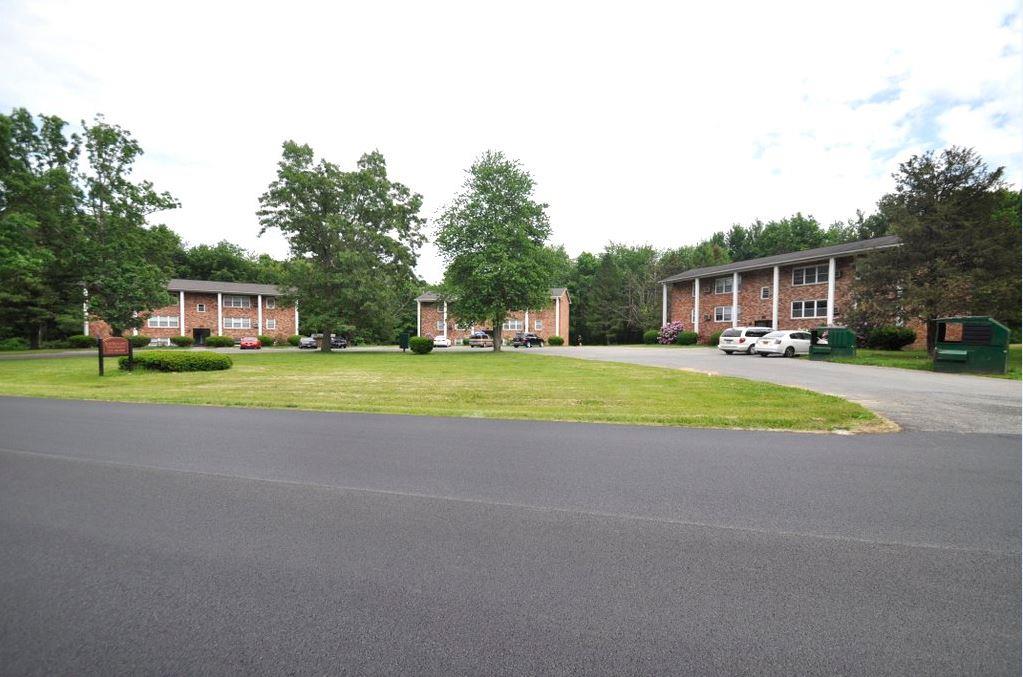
top-left (193, 328), bottom-right (211, 346)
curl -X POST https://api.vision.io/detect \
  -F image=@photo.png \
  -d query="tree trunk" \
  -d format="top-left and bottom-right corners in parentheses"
top-left (30, 325), bottom-right (42, 350)
top-left (492, 322), bottom-right (502, 352)
top-left (320, 326), bottom-right (332, 353)
top-left (925, 318), bottom-right (937, 355)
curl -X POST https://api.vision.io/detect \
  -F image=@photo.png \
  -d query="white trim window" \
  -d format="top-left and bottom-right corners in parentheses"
top-left (435, 320), bottom-right (445, 331)
top-left (502, 319), bottom-right (524, 331)
top-left (691, 307), bottom-right (696, 323)
top-left (224, 317), bottom-right (252, 329)
top-left (196, 303), bottom-right (206, 312)
top-left (713, 306), bottom-right (733, 322)
top-left (265, 319), bottom-right (277, 330)
top-left (791, 299), bottom-right (828, 319)
top-left (223, 295), bottom-right (251, 308)
top-left (713, 276), bottom-right (733, 294)
top-left (760, 286), bottom-right (771, 299)
top-left (792, 263), bottom-right (829, 286)
top-left (147, 315), bottom-right (179, 328)
top-left (265, 297), bottom-right (276, 309)
top-left (534, 319), bottom-right (544, 331)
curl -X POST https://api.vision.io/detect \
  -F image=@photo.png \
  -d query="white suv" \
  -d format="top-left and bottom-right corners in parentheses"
top-left (718, 327), bottom-right (774, 355)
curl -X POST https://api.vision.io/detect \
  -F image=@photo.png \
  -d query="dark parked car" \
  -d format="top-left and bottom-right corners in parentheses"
top-left (298, 336), bottom-right (318, 349)
top-left (330, 336), bottom-right (348, 349)
top-left (512, 332), bottom-right (544, 348)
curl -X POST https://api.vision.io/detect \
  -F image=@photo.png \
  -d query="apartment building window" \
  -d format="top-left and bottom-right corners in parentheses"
top-left (691, 308), bottom-right (696, 323)
top-left (147, 316), bottom-right (179, 328)
top-left (792, 263), bottom-right (828, 286)
top-left (224, 317), bottom-right (252, 329)
top-left (713, 306), bottom-right (733, 322)
top-left (436, 320), bottom-right (445, 331)
top-left (196, 303), bottom-right (206, 312)
top-left (713, 276), bottom-right (732, 294)
top-left (760, 287), bottom-right (771, 299)
top-left (223, 295), bottom-right (251, 308)
top-left (534, 320), bottom-right (543, 331)
top-left (502, 319), bottom-right (524, 331)
top-left (791, 299), bottom-right (828, 319)
top-left (265, 319), bottom-right (276, 330)
top-left (265, 297), bottom-right (276, 309)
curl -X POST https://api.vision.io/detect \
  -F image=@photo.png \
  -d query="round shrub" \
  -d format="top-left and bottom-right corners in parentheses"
top-left (170, 336), bottom-right (194, 347)
top-left (408, 336), bottom-right (434, 354)
top-left (121, 351), bottom-right (232, 372)
top-left (865, 326), bottom-right (916, 351)
top-left (462, 338), bottom-right (471, 346)
top-left (204, 336), bottom-right (236, 348)
top-left (643, 329), bottom-right (659, 344)
top-left (287, 334), bottom-right (302, 346)
top-left (0, 337), bottom-right (29, 351)
top-left (547, 336), bottom-right (564, 346)
top-left (67, 334), bottom-right (96, 349)
top-left (129, 335), bottom-right (151, 348)
top-left (675, 331), bottom-right (699, 345)
top-left (257, 335), bottom-right (276, 347)
top-left (707, 330), bottom-right (722, 346)
top-left (657, 321), bottom-right (685, 344)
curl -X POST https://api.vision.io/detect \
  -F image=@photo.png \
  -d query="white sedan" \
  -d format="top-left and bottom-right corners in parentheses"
top-left (756, 330), bottom-right (811, 357)
top-left (433, 335), bottom-right (453, 348)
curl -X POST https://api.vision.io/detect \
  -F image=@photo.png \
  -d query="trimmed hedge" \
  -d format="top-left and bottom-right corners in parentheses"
top-left (129, 335), bottom-right (151, 348)
top-left (547, 336), bottom-right (564, 346)
top-left (170, 335), bottom-right (194, 347)
top-left (675, 331), bottom-right (699, 345)
top-left (707, 331), bottom-right (722, 346)
top-left (408, 336), bottom-right (434, 354)
top-left (0, 337), bottom-right (29, 351)
top-left (865, 326), bottom-right (916, 351)
top-left (120, 351), bottom-right (232, 372)
top-left (287, 334), bottom-right (302, 346)
top-left (204, 336), bottom-right (236, 347)
top-left (643, 329), bottom-right (659, 344)
top-left (67, 334), bottom-right (96, 349)
top-left (257, 335), bottom-right (276, 347)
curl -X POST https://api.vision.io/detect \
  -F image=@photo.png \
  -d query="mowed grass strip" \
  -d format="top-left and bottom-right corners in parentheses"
top-left (0, 351), bottom-right (879, 432)
top-left (825, 345), bottom-right (1021, 380)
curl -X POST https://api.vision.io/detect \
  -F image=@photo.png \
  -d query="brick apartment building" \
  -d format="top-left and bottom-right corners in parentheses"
top-left (415, 288), bottom-right (571, 342)
top-left (659, 236), bottom-right (913, 343)
top-left (87, 279), bottom-right (298, 345)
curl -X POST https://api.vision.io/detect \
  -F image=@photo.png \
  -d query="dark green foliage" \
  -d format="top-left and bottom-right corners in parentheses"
top-left (129, 335), bottom-right (151, 348)
top-left (675, 331), bottom-right (699, 345)
top-left (170, 335), bottom-right (194, 347)
top-left (865, 326), bottom-right (916, 350)
top-left (0, 337), bottom-right (29, 351)
top-left (67, 334), bottom-right (95, 349)
top-left (408, 336), bottom-right (433, 354)
top-left (120, 351), bottom-right (232, 372)
top-left (173, 240), bottom-right (284, 284)
top-left (462, 338), bottom-right (471, 346)
top-left (257, 335), bottom-right (275, 346)
top-left (643, 329), bottom-right (659, 344)
top-left (287, 334), bottom-right (301, 346)
top-left (547, 336), bottom-right (564, 346)
top-left (707, 331), bottom-right (722, 346)
top-left (204, 336), bottom-right (236, 347)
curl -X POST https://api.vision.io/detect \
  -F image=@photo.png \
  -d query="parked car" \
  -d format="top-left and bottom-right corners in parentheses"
top-left (468, 331), bottom-right (494, 348)
top-left (239, 336), bottom-right (261, 350)
top-left (330, 335), bottom-right (348, 349)
top-left (512, 332), bottom-right (544, 348)
top-left (718, 327), bottom-right (774, 355)
top-left (433, 335), bottom-right (453, 348)
top-left (298, 336), bottom-right (318, 349)
top-left (756, 330), bottom-right (812, 357)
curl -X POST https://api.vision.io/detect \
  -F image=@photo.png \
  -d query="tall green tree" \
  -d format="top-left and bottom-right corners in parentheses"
top-left (258, 142), bottom-right (425, 352)
top-left (79, 116), bottom-right (180, 335)
top-left (435, 151), bottom-right (554, 351)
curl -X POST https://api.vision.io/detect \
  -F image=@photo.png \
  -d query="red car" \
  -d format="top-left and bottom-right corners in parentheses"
top-left (239, 336), bottom-right (261, 350)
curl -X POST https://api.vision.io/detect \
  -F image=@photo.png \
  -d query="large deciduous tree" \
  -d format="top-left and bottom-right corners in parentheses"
top-left (435, 151), bottom-right (554, 351)
top-left (258, 142), bottom-right (425, 352)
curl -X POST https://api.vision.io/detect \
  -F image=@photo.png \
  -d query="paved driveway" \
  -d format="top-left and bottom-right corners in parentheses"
top-left (529, 346), bottom-right (1021, 433)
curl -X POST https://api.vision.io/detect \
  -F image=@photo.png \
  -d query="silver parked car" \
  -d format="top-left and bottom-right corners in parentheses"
top-left (718, 326), bottom-right (774, 355)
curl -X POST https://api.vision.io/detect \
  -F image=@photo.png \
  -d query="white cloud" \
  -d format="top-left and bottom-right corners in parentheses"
top-left (1, 0), bottom-right (1019, 282)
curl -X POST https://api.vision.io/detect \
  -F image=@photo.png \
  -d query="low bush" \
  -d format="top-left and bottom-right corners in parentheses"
top-left (547, 336), bottom-right (565, 346)
top-left (287, 334), bottom-right (302, 346)
top-left (865, 326), bottom-right (916, 351)
top-left (129, 335), bottom-right (151, 348)
top-left (120, 351), bottom-right (232, 372)
top-left (0, 337), bottom-right (29, 351)
top-left (462, 338), bottom-right (471, 346)
top-left (675, 331), bottom-right (699, 345)
top-left (170, 336), bottom-right (194, 347)
top-left (408, 336), bottom-right (434, 354)
top-left (204, 336), bottom-right (236, 347)
top-left (41, 339), bottom-right (69, 349)
top-left (67, 334), bottom-right (96, 349)
top-left (657, 321), bottom-right (685, 344)
top-left (257, 335), bottom-right (276, 347)
top-left (643, 329), bottom-right (660, 344)
top-left (707, 331), bottom-right (722, 346)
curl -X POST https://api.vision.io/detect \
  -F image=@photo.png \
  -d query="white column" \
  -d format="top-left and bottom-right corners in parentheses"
top-left (257, 294), bottom-right (263, 334)
top-left (82, 288), bottom-right (89, 335)
top-left (217, 292), bottom-right (223, 336)
top-left (826, 257), bottom-right (836, 325)
top-left (693, 279), bottom-right (700, 335)
top-left (179, 291), bottom-right (185, 336)
top-left (772, 265), bottom-right (780, 330)
top-left (442, 301), bottom-right (448, 338)
top-left (524, 309), bottom-right (529, 333)
top-left (416, 301), bottom-right (421, 336)
top-left (731, 272), bottom-right (739, 327)
top-left (661, 284), bottom-right (668, 326)
top-left (555, 296), bottom-right (561, 336)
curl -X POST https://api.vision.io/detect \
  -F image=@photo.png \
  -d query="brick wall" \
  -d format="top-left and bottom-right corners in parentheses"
top-left (418, 293), bottom-right (570, 342)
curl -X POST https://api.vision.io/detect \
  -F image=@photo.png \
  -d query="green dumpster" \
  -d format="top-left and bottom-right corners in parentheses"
top-left (933, 316), bottom-right (1010, 374)
top-left (809, 326), bottom-right (856, 360)
top-left (398, 332), bottom-right (410, 352)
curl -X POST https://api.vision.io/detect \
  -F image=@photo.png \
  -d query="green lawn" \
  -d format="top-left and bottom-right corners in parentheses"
top-left (825, 345), bottom-right (1021, 380)
top-left (0, 351), bottom-right (881, 432)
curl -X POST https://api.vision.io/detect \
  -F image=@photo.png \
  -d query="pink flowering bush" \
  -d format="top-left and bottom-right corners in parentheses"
top-left (657, 321), bottom-right (686, 344)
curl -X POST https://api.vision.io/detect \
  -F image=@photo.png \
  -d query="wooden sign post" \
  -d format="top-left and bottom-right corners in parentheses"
top-left (98, 336), bottom-right (132, 375)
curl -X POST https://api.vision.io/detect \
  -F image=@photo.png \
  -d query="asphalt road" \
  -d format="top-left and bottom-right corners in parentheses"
top-left (529, 345), bottom-right (1023, 434)
top-left (1, 397), bottom-right (1019, 675)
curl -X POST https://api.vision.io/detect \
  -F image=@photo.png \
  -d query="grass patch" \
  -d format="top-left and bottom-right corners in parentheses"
top-left (824, 345), bottom-right (1021, 380)
top-left (0, 351), bottom-right (880, 432)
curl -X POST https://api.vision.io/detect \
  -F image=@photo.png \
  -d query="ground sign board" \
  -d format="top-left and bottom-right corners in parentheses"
top-left (98, 336), bottom-right (133, 375)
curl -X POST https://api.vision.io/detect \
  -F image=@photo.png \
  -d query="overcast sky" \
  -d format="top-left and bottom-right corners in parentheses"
top-left (2, 1), bottom-right (1020, 282)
